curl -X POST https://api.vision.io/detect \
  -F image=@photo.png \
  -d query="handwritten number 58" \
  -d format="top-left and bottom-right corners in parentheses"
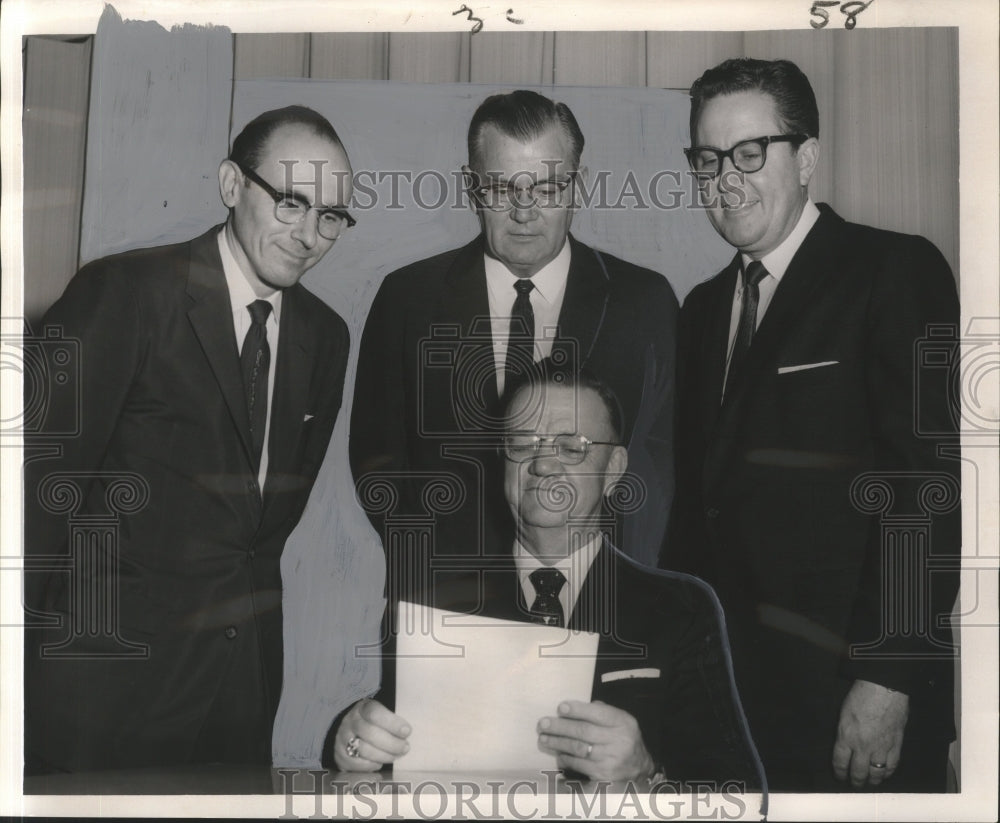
top-left (810, 0), bottom-right (873, 30)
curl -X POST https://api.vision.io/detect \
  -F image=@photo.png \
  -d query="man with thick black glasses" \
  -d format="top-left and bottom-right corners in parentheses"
top-left (662, 58), bottom-right (960, 792)
top-left (351, 90), bottom-right (679, 605)
top-left (24, 105), bottom-right (353, 772)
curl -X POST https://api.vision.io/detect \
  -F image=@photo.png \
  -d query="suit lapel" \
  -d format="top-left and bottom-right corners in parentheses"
top-left (709, 207), bottom-right (844, 474)
top-left (702, 255), bottom-right (741, 431)
top-left (567, 541), bottom-right (614, 634)
top-left (555, 235), bottom-right (610, 370)
top-left (185, 228), bottom-right (256, 469)
top-left (264, 285), bottom-right (314, 505)
top-left (438, 237), bottom-right (501, 416)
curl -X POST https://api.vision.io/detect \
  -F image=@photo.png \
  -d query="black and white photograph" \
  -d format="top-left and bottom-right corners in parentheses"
top-left (1, 0), bottom-right (997, 820)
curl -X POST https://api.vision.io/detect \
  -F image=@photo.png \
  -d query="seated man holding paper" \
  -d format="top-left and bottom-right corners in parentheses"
top-left (326, 362), bottom-right (762, 789)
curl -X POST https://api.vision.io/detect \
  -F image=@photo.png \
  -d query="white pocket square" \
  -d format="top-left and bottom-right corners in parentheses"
top-left (601, 667), bottom-right (660, 683)
top-left (303, 413), bottom-right (315, 422)
top-left (777, 360), bottom-right (839, 374)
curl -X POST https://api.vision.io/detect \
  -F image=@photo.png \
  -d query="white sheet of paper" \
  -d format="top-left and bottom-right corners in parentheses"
top-left (394, 601), bottom-right (599, 773)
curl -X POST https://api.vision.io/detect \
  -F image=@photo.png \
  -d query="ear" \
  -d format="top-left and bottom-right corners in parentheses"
top-left (602, 445), bottom-right (628, 497)
top-left (218, 159), bottom-right (243, 209)
top-left (461, 164), bottom-right (481, 213)
top-left (796, 137), bottom-right (820, 187)
top-left (571, 165), bottom-right (588, 209)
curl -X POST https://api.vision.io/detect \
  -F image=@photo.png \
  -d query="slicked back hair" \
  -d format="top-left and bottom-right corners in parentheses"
top-left (229, 105), bottom-right (346, 171)
top-left (689, 58), bottom-right (819, 144)
top-left (503, 358), bottom-right (624, 444)
top-left (468, 90), bottom-right (585, 171)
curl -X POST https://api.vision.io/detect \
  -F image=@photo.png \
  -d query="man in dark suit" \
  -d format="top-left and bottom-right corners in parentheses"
top-left (328, 364), bottom-right (763, 792)
top-left (23, 105), bottom-right (353, 772)
top-left (662, 58), bottom-right (961, 792)
top-left (350, 90), bottom-right (677, 584)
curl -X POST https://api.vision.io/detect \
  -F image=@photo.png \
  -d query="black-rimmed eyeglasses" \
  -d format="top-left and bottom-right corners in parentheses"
top-left (468, 172), bottom-right (579, 212)
top-left (501, 433), bottom-right (620, 465)
top-left (684, 134), bottom-right (808, 179)
top-left (236, 162), bottom-right (356, 240)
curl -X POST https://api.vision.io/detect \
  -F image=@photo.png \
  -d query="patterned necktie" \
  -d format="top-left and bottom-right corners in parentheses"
top-left (240, 299), bottom-right (272, 468)
top-left (504, 278), bottom-right (535, 393)
top-left (727, 260), bottom-right (768, 390)
top-left (529, 567), bottom-right (566, 628)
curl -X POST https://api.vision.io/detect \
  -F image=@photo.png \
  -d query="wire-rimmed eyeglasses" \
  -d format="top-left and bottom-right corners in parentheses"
top-left (468, 171), bottom-right (579, 212)
top-left (501, 433), bottom-right (619, 465)
top-left (236, 162), bottom-right (356, 240)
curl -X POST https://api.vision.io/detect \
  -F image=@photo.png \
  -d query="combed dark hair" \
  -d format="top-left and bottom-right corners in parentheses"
top-left (468, 90), bottom-right (585, 170)
top-left (229, 105), bottom-right (345, 170)
top-left (503, 358), bottom-right (624, 443)
top-left (689, 58), bottom-right (819, 143)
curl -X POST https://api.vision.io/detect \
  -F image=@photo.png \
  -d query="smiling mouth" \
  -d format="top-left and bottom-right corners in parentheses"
top-left (722, 197), bottom-right (759, 212)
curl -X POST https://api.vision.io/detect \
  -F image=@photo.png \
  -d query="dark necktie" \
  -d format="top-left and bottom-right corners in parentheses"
top-left (727, 260), bottom-right (768, 390)
top-left (240, 299), bottom-right (272, 469)
top-left (504, 279), bottom-right (535, 393)
top-left (529, 567), bottom-right (566, 628)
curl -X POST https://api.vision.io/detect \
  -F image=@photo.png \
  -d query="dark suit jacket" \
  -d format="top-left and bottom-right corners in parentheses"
top-left (23, 226), bottom-right (349, 771)
top-left (326, 542), bottom-right (763, 790)
top-left (663, 205), bottom-right (961, 790)
top-left (350, 234), bottom-right (678, 580)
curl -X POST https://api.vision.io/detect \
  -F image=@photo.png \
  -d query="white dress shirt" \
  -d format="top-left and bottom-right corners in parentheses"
top-left (218, 227), bottom-right (281, 491)
top-left (514, 533), bottom-right (603, 624)
top-left (723, 199), bottom-right (821, 390)
top-left (485, 239), bottom-right (571, 396)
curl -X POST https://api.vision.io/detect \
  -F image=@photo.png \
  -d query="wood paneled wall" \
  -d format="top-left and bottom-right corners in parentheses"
top-left (22, 36), bottom-right (92, 325)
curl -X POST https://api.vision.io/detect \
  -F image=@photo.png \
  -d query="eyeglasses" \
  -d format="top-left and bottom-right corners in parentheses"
top-left (684, 134), bottom-right (808, 179)
top-left (501, 433), bottom-right (619, 465)
top-left (468, 172), bottom-right (578, 212)
top-left (236, 162), bottom-right (356, 240)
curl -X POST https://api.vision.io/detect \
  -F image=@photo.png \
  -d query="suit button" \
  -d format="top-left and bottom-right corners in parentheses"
top-left (706, 507), bottom-right (720, 519)
top-left (225, 626), bottom-right (238, 639)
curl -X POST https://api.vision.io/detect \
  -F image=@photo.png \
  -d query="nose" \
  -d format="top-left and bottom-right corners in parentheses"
top-left (528, 451), bottom-right (563, 477)
top-left (509, 199), bottom-right (539, 223)
top-left (290, 209), bottom-right (321, 248)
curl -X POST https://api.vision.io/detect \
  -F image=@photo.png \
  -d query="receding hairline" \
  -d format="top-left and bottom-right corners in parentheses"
top-left (469, 121), bottom-right (579, 170)
top-left (505, 381), bottom-right (618, 441)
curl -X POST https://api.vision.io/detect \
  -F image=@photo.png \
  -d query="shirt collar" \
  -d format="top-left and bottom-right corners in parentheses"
top-left (514, 532), bottom-right (603, 604)
top-left (218, 225), bottom-right (282, 321)
top-left (740, 198), bottom-right (820, 283)
top-left (484, 235), bottom-right (571, 305)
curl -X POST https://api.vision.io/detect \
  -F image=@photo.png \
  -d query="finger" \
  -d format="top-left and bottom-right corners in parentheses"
top-left (849, 748), bottom-right (870, 788)
top-left (867, 747), bottom-right (900, 786)
top-left (333, 743), bottom-right (384, 773)
top-left (359, 699), bottom-right (412, 739)
top-left (554, 752), bottom-right (600, 781)
top-left (354, 716), bottom-right (411, 758)
top-left (831, 740), bottom-right (852, 781)
top-left (538, 731), bottom-right (595, 762)
top-left (538, 715), bottom-right (603, 744)
top-left (556, 700), bottom-right (623, 727)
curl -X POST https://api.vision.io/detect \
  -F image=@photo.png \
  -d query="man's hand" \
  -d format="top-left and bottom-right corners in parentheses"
top-left (332, 698), bottom-right (411, 772)
top-left (832, 679), bottom-right (909, 788)
top-left (537, 700), bottom-right (655, 782)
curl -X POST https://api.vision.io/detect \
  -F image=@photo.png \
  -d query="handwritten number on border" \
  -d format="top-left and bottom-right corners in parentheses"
top-left (453, 4), bottom-right (483, 34)
top-left (810, 0), bottom-right (873, 30)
